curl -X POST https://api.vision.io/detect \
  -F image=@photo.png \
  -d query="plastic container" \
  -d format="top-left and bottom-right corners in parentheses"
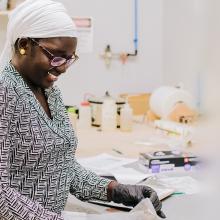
top-left (88, 92), bottom-right (125, 127)
top-left (79, 101), bottom-right (91, 128)
top-left (101, 97), bottom-right (117, 131)
top-left (120, 103), bottom-right (133, 132)
top-left (67, 106), bottom-right (78, 132)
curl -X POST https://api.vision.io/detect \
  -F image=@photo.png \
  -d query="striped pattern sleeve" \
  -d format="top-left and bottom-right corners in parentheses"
top-left (69, 160), bottom-right (111, 201)
top-left (0, 85), bottom-right (64, 220)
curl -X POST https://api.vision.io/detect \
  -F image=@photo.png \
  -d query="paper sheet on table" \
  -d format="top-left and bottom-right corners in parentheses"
top-left (87, 211), bottom-right (153, 220)
top-left (134, 136), bottom-right (187, 149)
top-left (110, 166), bottom-right (154, 184)
top-left (78, 154), bottom-right (137, 175)
top-left (62, 198), bottom-right (161, 220)
top-left (61, 212), bottom-right (87, 220)
top-left (158, 176), bottom-right (200, 195)
top-left (131, 198), bottom-right (161, 220)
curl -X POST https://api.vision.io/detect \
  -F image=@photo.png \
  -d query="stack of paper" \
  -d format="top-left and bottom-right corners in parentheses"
top-left (110, 166), bottom-right (153, 185)
top-left (62, 198), bottom-right (160, 220)
top-left (158, 176), bottom-right (200, 195)
top-left (78, 154), bottom-right (152, 184)
top-left (78, 154), bottom-right (137, 174)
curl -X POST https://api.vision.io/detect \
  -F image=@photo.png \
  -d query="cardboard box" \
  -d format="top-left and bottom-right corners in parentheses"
top-left (140, 150), bottom-right (199, 173)
top-left (120, 93), bottom-right (151, 116)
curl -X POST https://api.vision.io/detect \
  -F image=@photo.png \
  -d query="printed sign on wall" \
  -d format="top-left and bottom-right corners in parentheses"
top-left (73, 17), bottom-right (93, 54)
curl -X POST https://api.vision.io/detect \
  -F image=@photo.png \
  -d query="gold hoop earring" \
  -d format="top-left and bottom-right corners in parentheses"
top-left (19, 48), bottom-right (26, 55)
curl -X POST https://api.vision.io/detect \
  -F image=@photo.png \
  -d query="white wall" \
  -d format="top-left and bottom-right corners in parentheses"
top-left (162, 0), bottom-right (218, 112)
top-left (0, 0), bottom-right (163, 105)
top-left (163, 0), bottom-right (204, 103)
top-left (2, 0), bottom-right (217, 110)
top-left (55, 0), bottom-right (163, 105)
top-left (199, 0), bottom-right (220, 113)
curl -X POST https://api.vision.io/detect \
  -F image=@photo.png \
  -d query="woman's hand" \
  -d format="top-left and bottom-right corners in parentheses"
top-left (107, 181), bottom-right (166, 218)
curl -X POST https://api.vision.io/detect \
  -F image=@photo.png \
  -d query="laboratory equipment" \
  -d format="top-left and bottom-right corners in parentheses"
top-left (154, 120), bottom-right (193, 136)
top-left (66, 106), bottom-right (78, 131)
top-left (88, 92), bottom-right (125, 128)
top-left (120, 102), bottom-right (133, 132)
top-left (149, 86), bottom-right (197, 123)
top-left (79, 101), bottom-right (91, 128)
top-left (100, 0), bottom-right (139, 67)
top-left (101, 95), bottom-right (117, 131)
top-left (102, 45), bottom-right (112, 68)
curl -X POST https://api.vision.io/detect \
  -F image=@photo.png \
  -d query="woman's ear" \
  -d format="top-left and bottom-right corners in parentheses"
top-left (17, 38), bottom-right (30, 55)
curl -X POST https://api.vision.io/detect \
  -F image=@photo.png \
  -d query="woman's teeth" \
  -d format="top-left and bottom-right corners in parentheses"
top-left (47, 72), bottom-right (58, 81)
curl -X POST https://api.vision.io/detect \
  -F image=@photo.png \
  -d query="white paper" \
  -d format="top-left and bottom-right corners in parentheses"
top-left (73, 17), bottom-right (93, 53)
top-left (139, 177), bottom-right (175, 200)
top-left (62, 210), bottom-right (152, 220)
top-left (65, 195), bottom-right (103, 214)
top-left (62, 198), bottom-right (161, 220)
top-left (110, 166), bottom-right (153, 185)
top-left (132, 198), bottom-right (161, 220)
top-left (62, 211), bottom-right (87, 220)
top-left (158, 176), bottom-right (200, 195)
top-left (134, 141), bottom-right (157, 146)
top-left (87, 211), bottom-right (148, 220)
top-left (78, 154), bottom-right (137, 175)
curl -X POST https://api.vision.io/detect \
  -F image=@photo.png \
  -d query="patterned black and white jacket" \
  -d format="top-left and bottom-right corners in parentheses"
top-left (0, 63), bottom-right (110, 220)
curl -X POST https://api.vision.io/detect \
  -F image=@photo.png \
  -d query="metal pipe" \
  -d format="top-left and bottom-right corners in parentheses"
top-left (127, 0), bottom-right (139, 56)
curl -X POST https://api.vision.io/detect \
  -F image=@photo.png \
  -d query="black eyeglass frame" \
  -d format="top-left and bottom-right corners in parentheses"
top-left (30, 38), bottom-right (79, 67)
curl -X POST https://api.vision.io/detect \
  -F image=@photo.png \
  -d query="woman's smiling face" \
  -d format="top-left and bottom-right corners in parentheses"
top-left (13, 37), bottom-right (77, 89)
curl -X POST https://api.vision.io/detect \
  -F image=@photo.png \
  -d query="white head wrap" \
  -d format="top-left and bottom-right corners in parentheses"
top-left (0, 0), bottom-right (78, 70)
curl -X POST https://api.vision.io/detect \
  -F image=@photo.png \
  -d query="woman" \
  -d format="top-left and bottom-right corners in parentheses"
top-left (0, 0), bottom-right (165, 219)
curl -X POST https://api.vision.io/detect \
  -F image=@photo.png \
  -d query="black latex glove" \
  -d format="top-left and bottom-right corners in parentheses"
top-left (111, 184), bottom-right (166, 218)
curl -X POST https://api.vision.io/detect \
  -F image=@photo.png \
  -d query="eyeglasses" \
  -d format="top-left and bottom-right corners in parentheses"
top-left (30, 38), bottom-right (79, 68)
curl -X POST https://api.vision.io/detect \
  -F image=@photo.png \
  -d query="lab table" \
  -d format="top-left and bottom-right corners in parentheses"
top-left (75, 122), bottom-right (197, 158)
top-left (65, 122), bottom-right (201, 219)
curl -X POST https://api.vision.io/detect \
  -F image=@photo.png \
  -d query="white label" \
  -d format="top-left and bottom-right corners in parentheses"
top-left (73, 17), bottom-right (93, 54)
